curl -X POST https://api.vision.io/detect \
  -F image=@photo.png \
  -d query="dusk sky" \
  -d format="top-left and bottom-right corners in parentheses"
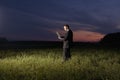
top-left (0, 0), bottom-right (120, 42)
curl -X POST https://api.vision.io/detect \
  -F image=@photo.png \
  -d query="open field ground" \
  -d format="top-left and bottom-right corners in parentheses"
top-left (0, 47), bottom-right (120, 80)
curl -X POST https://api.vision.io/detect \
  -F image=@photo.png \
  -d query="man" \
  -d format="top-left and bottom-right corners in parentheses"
top-left (56, 24), bottom-right (73, 61)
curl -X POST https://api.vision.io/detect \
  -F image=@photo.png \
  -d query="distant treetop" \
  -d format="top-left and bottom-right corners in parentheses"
top-left (100, 32), bottom-right (120, 45)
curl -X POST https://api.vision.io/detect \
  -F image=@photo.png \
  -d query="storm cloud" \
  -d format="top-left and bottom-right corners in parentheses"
top-left (0, 0), bottom-right (120, 41)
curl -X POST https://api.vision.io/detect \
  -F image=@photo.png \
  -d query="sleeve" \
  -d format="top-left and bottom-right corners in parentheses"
top-left (63, 32), bottom-right (69, 41)
top-left (59, 31), bottom-right (69, 41)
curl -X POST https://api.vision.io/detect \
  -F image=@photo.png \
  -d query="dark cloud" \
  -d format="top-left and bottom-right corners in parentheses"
top-left (0, 0), bottom-right (120, 41)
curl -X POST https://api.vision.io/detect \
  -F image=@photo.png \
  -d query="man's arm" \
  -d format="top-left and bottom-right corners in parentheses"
top-left (56, 31), bottom-right (69, 41)
top-left (63, 31), bottom-right (69, 41)
top-left (56, 32), bottom-right (65, 40)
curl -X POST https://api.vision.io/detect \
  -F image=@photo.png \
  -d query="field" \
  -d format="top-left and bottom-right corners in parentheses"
top-left (0, 47), bottom-right (120, 80)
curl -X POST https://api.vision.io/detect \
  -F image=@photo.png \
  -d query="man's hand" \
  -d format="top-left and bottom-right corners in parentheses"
top-left (56, 32), bottom-right (60, 37)
top-left (58, 36), bottom-right (61, 39)
top-left (56, 31), bottom-right (63, 40)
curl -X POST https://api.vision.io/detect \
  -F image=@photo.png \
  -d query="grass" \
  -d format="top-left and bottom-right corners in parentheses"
top-left (0, 47), bottom-right (120, 80)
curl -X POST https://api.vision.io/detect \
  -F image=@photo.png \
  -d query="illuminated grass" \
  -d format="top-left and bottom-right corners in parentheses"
top-left (0, 48), bottom-right (120, 80)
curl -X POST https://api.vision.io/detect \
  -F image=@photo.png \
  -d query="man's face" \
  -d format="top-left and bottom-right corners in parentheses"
top-left (64, 26), bottom-right (67, 31)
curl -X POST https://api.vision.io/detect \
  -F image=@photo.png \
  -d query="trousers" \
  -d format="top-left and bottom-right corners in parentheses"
top-left (63, 48), bottom-right (71, 61)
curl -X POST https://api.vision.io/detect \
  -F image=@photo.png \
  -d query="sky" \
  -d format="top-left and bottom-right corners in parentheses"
top-left (0, 0), bottom-right (120, 42)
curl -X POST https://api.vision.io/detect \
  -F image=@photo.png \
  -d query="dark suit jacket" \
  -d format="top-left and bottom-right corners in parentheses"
top-left (61, 29), bottom-right (73, 48)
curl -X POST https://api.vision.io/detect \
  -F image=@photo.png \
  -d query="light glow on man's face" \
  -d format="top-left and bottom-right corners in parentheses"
top-left (64, 26), bottom-right (68, 31)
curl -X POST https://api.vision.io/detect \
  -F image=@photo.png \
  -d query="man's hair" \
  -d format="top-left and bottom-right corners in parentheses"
top-left (64, 24), bottom-right (70, 29)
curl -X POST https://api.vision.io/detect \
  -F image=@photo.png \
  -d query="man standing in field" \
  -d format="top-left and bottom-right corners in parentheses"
top-left (56, 24), bottom-right (73, 61)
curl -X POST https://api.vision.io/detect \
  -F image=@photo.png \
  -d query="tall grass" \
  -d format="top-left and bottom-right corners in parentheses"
top-left (0, 48), bottom-right (120, 80)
